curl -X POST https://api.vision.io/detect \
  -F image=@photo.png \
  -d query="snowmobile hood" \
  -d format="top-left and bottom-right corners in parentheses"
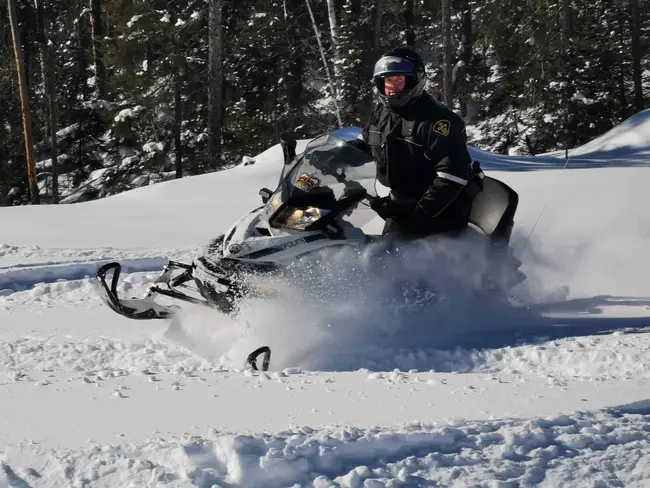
top-left (217, 205), bottom-right (364, 266)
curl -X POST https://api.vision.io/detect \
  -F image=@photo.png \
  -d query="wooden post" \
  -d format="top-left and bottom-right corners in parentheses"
top-left (8, 0), bottom-right (40, 204)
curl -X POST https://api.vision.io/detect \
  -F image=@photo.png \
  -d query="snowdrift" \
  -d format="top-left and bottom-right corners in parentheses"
top-left (2, 110), bottom-right (650, 249)
top-left (473, 108), bottom-right (650, 171)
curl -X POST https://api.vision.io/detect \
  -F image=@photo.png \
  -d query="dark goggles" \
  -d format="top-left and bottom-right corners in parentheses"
top-left (373, 56), bottom-right (417, 78)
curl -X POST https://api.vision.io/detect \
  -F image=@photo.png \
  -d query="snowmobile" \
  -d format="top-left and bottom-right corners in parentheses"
top-left (95, 130), bottom-right (520, 340)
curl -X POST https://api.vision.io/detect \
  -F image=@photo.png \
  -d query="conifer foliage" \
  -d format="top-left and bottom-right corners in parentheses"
top-left (0, 0), bottom-right (648, 205)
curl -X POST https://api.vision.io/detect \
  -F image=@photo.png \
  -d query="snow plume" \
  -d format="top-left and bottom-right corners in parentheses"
top-left (171, 233), bottom-right (552, 372)
top-left (163, 199), bottom-right (650, 375)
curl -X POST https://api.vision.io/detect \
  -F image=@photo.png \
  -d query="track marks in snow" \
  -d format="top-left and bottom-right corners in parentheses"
top-left (0, 243), bottom-right (179, 267)
top-left (0, 245), bottom-right (192, 309)
top-left (3, 330), bottom-right (650, 382)
top-left (0, 257), bottom-right (167, 293)
top-left (0, 271), bottom-right (157, 312)
top-left (0, 337), bottom-right (211, 378)
top-left (341, 331), bottom-right (650, 380)
top-left (2, 410), bottom-right (650, 487)
top-left (418, 333), bottom-right (650, 380)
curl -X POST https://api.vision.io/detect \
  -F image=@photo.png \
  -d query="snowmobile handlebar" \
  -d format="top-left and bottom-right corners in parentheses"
top-left (321, 166), bottom-right (378, 206)
top-left (364, 193), bottom-right (379, 205)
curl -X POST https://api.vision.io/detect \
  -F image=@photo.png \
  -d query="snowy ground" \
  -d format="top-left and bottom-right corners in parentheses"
top-left (2, 111), bottom-right (650, 487)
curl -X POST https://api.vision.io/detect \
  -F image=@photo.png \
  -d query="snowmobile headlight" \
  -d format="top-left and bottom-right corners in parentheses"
top-left (264, 193), bottom-right (284, 216)
top-left (283, 206), bottom-right (330, 230)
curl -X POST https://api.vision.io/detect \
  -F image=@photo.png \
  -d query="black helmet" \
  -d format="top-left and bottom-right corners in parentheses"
top-left (372, 47), bottom-right (426, 110)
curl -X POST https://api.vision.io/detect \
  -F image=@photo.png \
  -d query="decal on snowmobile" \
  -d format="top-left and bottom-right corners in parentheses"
top-left (239, 234), bottom-right (329, 259)
top-left (227, 242), bottom-right (251, 255)
top-left (295, 174), bottom-right (320, 191)
top-left (433, 119), bottom-right (451, 137)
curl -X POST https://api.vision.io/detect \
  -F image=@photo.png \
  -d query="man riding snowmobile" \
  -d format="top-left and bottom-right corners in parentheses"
top-left (95, 128), bottom-right (520, 317)
top-left (92, 50), bottom-right (523, 372)
top-left (357, 46), bottom-right (483, 238)
top-left (94, 45), bottom-right (523, 320)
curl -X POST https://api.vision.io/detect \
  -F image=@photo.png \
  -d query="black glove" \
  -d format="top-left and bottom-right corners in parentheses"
top-left (347, 138), bottom-right (371, 154)
top-left (371, 196), bottom-right (406, 221)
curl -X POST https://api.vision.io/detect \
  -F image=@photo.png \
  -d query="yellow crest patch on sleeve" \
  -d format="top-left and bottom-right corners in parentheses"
top-left (432, 119), bottom-right (451, 137)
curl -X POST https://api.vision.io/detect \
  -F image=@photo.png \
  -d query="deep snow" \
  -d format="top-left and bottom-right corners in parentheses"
top-left (2, 110), bottom-right (650, 487)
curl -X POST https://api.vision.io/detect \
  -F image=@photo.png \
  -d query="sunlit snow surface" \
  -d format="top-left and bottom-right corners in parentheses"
top-left (2, 110), bottom-right (650, 487)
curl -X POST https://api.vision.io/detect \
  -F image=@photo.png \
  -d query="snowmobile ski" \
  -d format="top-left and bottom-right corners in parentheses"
top-left (95, 262), bottom-right (185, 319)
top-left (246, 346), bottom-right (272, 372)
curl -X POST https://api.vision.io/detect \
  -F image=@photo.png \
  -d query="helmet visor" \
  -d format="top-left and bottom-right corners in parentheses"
top-left (373, 56), bottom-right (417, 78)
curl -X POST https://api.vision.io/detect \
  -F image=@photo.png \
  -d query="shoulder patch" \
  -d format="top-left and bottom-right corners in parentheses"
top-left (432, 119), bottom-right (451, 137)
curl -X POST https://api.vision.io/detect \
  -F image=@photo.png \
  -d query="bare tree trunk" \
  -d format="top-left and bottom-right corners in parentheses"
top-left (173, 54), bottom-right (184, 179)
top-left (174, 83), bottom-right (183, 178)
top-left (403, 0), bottom-right (415, 46)
top-left (460, 0), bottom-right (473, 118)
top-left (208, 0), bottom-right (224, 168)
top-left (75, 0), bottom-right (89, 103)
top-left (325, 0), bottom-right (338, 47)
top-left (372, 0), bottom-right (383, 57)
top-left (558, 0), bottom-right (572, 158)
top-left (282, 0), bottom-right (304, 128)
top-left (305, 0), bottom-right (343, 127)
top-left (325, 0), bottom-right (341, 80)
top-left (34, 0), bottom-right (58, 202)
top-left (366, 0), bottom-right (383, 119)
top-left (616, 1), bottom-right (628, 119)
top-left (460, 1), bottom-right (472, 75)
top-left (442, 0), bottom-right (453, 107)
top-left (89, 0), bottom-right (109, 100)
top-left (630, 0), bottom-right (644, 112)
top-left (325, 0), bottom-right (343, 119)
top-left (561, 0), bottom-right (572, 53)
top-left (8, 0), bottom-right (39, 204)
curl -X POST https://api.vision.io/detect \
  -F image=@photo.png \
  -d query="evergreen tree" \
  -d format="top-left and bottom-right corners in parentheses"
top-left (1, 0), bottom-right (649, 205)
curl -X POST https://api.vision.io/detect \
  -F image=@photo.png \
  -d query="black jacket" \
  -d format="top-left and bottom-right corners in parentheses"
top-left (361, 92), bottom-right (476, 235)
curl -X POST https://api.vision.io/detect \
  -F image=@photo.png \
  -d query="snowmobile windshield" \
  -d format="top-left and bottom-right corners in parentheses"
top-left (266, 134), bottom-right (378, 231)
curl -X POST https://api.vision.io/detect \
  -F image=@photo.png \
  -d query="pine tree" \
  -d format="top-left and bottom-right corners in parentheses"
top-left (1, 0), bottom-right (650, 205)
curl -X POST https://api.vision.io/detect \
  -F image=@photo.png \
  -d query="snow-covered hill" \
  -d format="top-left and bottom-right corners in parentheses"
top-left (2, 112), bottom-right (650, 487)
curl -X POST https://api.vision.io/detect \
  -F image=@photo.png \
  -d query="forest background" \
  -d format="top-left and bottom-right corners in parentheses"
top-left (0, 0), bottom-right (647, 205)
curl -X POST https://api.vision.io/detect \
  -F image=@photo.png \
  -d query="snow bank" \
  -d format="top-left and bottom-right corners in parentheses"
top-left (567, 108), bottom-right (650, 159)
top-left (2, 410), bottom-right (649, 487)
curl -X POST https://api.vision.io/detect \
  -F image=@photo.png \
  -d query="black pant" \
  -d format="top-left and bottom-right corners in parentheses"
top-left (381, 217), bottom-right (468, 239)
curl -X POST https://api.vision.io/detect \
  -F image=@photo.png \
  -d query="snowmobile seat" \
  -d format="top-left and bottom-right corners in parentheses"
top-left (468, 176), bottom-right (519, 250)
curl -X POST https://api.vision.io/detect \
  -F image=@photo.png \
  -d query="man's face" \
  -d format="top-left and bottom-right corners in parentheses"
top-left (384, 75), bottom-right (406, 96)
